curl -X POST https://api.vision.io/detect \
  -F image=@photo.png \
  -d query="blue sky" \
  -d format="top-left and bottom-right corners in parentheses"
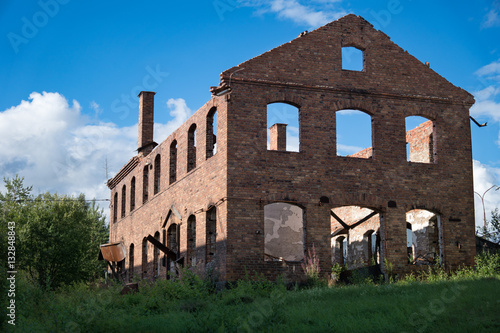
top-left (1, 0), bottom-right (499, 227)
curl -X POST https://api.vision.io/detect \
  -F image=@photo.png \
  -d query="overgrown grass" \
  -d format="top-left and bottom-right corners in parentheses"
top-left (6, 251), bottom-right (500, 333)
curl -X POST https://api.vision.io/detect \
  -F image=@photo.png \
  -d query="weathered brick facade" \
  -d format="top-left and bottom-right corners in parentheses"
top-left (108, 14), bottom-right (475, 282)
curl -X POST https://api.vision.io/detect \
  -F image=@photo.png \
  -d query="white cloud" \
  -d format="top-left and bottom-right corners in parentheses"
top-left (473, 160), bottom-right (500, 229)
top-left (337, 143), bottom-right (363, 155)
top-left (239, 0), bottom-right (347, 28)
top-left (0, 92), bottom-right (192, 223)
top-left (482, 5), bottom-right (500, 28)
top-left (474, 59), bottom-right (500, 80)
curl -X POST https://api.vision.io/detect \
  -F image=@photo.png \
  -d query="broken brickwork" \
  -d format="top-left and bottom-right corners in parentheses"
top-left (107, 14), bottom-right (475, 282)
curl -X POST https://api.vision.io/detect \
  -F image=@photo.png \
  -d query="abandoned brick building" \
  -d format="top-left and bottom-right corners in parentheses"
top-left (107, 14), bottom-right (476, 282)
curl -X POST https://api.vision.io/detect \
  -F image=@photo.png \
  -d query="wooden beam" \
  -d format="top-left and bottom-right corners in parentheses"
top-left (350, 211), bottom-right (378, 230)
top-left (146, 235), bottom-right (177, 261)
top-left (330, 211), bottom-right (349, 229)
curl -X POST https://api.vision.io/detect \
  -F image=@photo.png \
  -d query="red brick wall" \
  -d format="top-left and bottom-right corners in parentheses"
top-left (108, 14), bottom-right (475, 282)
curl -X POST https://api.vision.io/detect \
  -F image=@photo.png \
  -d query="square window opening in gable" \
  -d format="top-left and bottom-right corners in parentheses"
top-left (342, 46), bottom-right (364, 71)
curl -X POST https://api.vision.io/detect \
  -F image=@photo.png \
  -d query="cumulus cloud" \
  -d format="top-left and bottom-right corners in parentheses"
top-left (472, 60), bottom-right (500, 145)
top-left (473, 160), bottom-right (500, 228)
top-left (239, 0), bottom-right (347, 28)
top-left (0, 92), bottom-right (192, 222)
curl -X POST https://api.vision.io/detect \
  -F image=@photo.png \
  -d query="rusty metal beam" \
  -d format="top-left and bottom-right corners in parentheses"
top-left (146, 235), bottom-right (177, 261)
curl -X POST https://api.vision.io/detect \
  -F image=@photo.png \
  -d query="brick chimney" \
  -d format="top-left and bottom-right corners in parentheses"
top-left (269, 123), bottom-right (287, 151)
top-left (138, 91), bottom-right (157, 156)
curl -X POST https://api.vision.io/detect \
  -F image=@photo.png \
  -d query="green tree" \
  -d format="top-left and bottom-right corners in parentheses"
top-left (1, 176), bottom-right (109, 289)
top-left (477, 208), bottom-right (500, 244)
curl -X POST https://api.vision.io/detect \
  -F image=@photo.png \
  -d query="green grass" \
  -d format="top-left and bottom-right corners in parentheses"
top-left (7, 252), bottom-right (500, 333)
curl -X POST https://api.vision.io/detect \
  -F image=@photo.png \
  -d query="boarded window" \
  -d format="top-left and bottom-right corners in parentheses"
top-left (188, 124), bottom-right (197, 172)
top-left (142, 238), bottom-right (148, 279)
top-left (406, 116), bottom-right (435, 163)
top-left (154, 154), bottom-right (161, 194)
top-left (170, 141), bottom-right (177, 184)
top-left (187, 215), bottom-right (196, 267)
top-left (113, 192), bottom-right (118, 223)
top-left (129, 243), bottom-right (134, 282)
top-left (130, 177), bottom-right (136, 211)
top-left (264, 203), bottom-right (304, 261)
top-left (143, 166), bottom-right (149, 203)
top-left (206, 207), bottom-right (217, 264)
top-left (153, 231), bottom-right (160, 277)
top-left (336, 110), bottom-right (373, 158)
top-left (206, 108), bottom-right (217, 158)
top-left (342, 46), bottom-right (363, 71)
top-left (167, 223), bottom-right (179, 279)
top-left (121, 185), bottom-right (126, 218)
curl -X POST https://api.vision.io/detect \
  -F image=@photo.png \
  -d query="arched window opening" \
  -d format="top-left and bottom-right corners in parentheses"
top-left (129, 243), bottom-right (134, 282)
top-left (169, 141), bottom-right (177, 184)
top-left (143, 165), bottom-right (149, 204)
top-left (142, 237), bottom-right (148, 279)
top-left (154, 154), bottom-right (161, 194)
top-left (406, 116), bottom-right (435, 163)
top-left (331, 206), bottom-right (381, 269)
top-left (406, 209), bottom-right (441, 265)
top-left (206, 207), bottom-right (217, 264)
top-left (153, 231), bottom-right (160, 277)
top-left (187, 215), bottom-right (196, 267)
top-left (121, 185), bottom-right (126, 218)
top-left (264, 203), bottom-right (304, 261)
top-left (113, 192), bottom-right (118, 223)
top-left (130, 177), bottom-right (136, 212)
top-left (188, 124), bottom-right (197, 172)
top-left (167, 223), bottom-right (179, 279)
top-left (267, 102), bottom-right (300, 152)
top-left (336, 110), bottom-right (373, 158)
top-left (206, 108), bottom-right (217, 159)
top-left (342, 46), bottom-right (364, 71)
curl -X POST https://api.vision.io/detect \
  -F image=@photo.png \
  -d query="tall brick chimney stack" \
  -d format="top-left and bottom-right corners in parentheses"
top-left (138, 91), bottom-right (157, 156)
top-left (269, 123), bottom-right (287, 151)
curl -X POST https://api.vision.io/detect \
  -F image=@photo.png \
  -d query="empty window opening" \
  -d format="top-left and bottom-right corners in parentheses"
top-left (342, 46), bottom-right (364, 71)
top-left (406, 209), bottom-right (441, 265)
top-left (130, 177), bottom-right (136, 212)
top-left (267, 102), bottom-right (300, 152)
top-left (113, 192), bottom-right (118, 223)
top-left (336, 110), bottom-right (373, 158)
top-left (332, 236), bottom-right (347, 266)
top-left (206, 108), bottom-right (217, 158)
top-left (121, 185), bottom-right (126, 218)
top-left (206, 207), bottom-right (217, 264)
top-left (406, 116), bottom-right (435, 163)
top-left (331, 206), bottom-right (381, 269)
top-left (264, 203), bottom-right (304, 261)
top-left (129, 243), bottom-right (134, 282)
top-left (187, 215), bottom-right (196, 267)
top-left (143, 165), bottom-right (149, 204)
top-left (154, 154), bottom-right (161, 194)
top-left (142, 237), bottom-right (148, 279)
top-left (153, 231), bottom-right (160, 277)
top-left (169, 141), bottom-right (177, 184)
top-left (188, 124), bottom-right (197, 172)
